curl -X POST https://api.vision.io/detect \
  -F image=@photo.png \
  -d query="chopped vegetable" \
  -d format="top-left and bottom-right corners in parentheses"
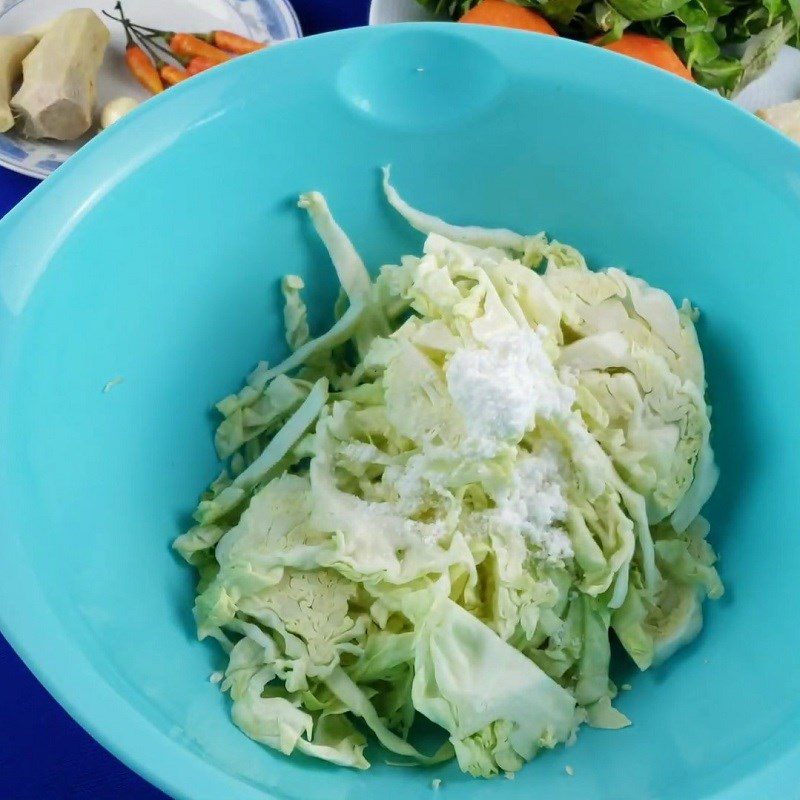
top-left (100, 97), bottom-right (139, 129)
top-left (0, 35), bottom-right (37, 132)
top-left (176, 172), bottom-right (721, 778)
top-left (460, 0), bottom-right (558, 34)
top-left (281, 275), bottom-right (311, 351)
top-left (169, 33), bottom-right (230, 65)
top-left (10, 10), bottom-right (110, 140)
top-left (206, 30), bottom-right (267, 55)
top-left (599, 33), bottom-right (694, 81)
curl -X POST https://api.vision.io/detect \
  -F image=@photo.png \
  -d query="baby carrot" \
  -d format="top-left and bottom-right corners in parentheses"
top-left (159, 63), bottom-right (188, 86)
top-left (599, 34), bottom-right (694, 81)
top-left (460, 0), bottom-right (557, 35)
top-left (186, 56), bottom-right (216, 76)
top-left (208, 30), bottom-right (266, 54)
top-left (170, 33), bottom-right (230, 65)
top-left (126, 43), bottom-right (163, 93)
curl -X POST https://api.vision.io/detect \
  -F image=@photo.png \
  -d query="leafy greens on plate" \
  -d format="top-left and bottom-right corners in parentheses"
top-left (421, 0), bottom-right (798, 94)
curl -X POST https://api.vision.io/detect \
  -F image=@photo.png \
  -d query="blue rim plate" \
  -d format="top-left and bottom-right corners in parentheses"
top-left (0, 0), bottom-right (301, 180)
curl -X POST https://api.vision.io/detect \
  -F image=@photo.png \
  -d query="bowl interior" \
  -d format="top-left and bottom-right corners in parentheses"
top-left (1, 24), bottom-right (799, 800)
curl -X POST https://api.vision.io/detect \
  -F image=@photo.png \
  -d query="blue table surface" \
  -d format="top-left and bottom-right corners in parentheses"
top-left (0, 2), bottom-right (368, 797)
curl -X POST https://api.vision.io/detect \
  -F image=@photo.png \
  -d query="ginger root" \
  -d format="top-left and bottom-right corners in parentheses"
top-left (0, 35), bottom-right (37, 132)
top-left (11, 9), bottom-right (110, 141)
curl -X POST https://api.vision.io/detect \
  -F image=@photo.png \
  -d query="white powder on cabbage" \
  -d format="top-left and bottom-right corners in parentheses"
top-left (492, 448), bottom-right (573, 561)
top-left (381, 326), bottom-right (576, 556)
top-left (444, 327), bottom-right (575, 560)
top-left (445, 327), bottom-right (574, 448)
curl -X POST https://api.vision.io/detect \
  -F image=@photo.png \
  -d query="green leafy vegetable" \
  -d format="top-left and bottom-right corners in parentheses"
top-left (738, 20), bottom-right (795, 86)
top-left (175, 170), bottom-right (722, 777)
top-left (608, 0), bottom-right (688, 23)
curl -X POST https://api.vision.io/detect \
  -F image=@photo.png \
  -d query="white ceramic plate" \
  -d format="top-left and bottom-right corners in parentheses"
top-left (0, 0), bottom-right (301, 179)
top-left (369, 0), bottom-right (800, 114)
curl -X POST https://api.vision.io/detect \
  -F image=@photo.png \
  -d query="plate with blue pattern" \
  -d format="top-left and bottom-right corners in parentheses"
top-left (0, 0), bottom-right (301, 180)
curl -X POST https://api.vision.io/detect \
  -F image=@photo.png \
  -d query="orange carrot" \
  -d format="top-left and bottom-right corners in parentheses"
top-left (210, 30), bottom-right (266, 55)
top-left (186, 56), bottom-right (216, 76)
top-left (460, 0), bottom-right (557, 35)
top-left (169, 33), bottom-right (230, 65)
top-left (126, 44), bottom-right (163, 93)
top-left (598, 34), bottom-right (694, 81)
top-left (159, 63), bottom-right (188, 86)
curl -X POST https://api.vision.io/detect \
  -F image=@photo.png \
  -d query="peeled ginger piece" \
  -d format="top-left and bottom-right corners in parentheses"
top-left (11, 9), bottom-right (109, 140)
top-left (0, 35), bottom-right (37, 132)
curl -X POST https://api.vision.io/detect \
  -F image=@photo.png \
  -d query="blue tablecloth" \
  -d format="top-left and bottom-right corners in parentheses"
top-left (0, 2), bottom-right (368, 797)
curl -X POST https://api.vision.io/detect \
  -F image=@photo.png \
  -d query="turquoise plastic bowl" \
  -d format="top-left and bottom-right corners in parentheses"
top-left (1, 23), bottom-right (799, 800)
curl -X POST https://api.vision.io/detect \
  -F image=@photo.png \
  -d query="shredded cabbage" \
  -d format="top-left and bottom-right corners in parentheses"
top-left (175, 170), bottom-right (722, 778)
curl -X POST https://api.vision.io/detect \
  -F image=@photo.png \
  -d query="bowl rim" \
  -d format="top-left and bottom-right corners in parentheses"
top-left (1, 22), bottom-right (799, 800)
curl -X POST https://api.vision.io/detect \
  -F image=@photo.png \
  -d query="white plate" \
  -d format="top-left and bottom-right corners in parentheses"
top-left (369, 0), bottom-right (800, 114)
top-left (0, 0), bottom-right (301, 179)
